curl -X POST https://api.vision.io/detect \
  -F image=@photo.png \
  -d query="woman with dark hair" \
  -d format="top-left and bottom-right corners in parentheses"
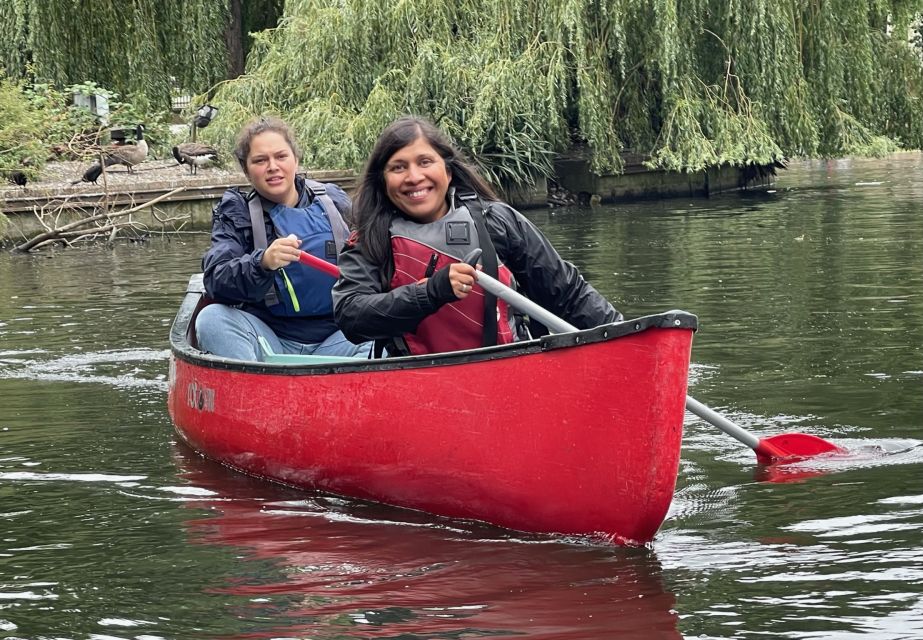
top-left (195, 116), bottom-right (371, 361)
top-left (332, 116), bottom-right (622, 357)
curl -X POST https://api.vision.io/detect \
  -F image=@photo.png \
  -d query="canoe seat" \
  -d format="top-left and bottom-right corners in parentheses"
top-left (257, 337), bottom-right (356, 365)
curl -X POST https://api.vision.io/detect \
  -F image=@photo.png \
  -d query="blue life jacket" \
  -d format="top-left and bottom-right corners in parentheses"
top-left (247, 180), bottom-right (349, 317)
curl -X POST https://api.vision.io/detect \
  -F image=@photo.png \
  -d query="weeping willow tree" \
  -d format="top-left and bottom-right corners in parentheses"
top-left (199, 0), bottom-right (923, 186)
top-left (1, 0), bottom-right (921, 184)
top-left (0, 0), bottom-right (236, 108)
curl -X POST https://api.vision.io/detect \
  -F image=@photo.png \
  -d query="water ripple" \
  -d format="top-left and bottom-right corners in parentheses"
top-left (0, 471), bottom-right (146, 483)
top-left (0, 347), bottom-right (168, 391)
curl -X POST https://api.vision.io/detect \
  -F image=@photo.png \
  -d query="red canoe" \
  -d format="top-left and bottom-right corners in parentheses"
top-left (167, 274), bottom-right (697, 545)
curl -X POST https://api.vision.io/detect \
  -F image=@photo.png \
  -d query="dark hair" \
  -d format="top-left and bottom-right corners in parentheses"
top-left (233, 116), bottom-right (302, 174)
top-left (353, 116), bottom-right (498, 265)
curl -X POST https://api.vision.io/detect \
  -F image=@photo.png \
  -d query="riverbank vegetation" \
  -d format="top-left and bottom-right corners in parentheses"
top-left (2, 1), bottom-right (922, 187)
top-left (0, 78), bottom-right (173, 182)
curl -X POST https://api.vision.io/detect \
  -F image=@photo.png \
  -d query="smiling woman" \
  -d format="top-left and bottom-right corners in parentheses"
top-left (332, 116), bottom-right (623, 358)
top-left (383, 137), bottom-right (453, 223)
top-left (192, 116), bottom-right (371, 363)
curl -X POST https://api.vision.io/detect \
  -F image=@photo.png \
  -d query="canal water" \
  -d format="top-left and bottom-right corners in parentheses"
top-left (1, 154), bottom-right (921, 638)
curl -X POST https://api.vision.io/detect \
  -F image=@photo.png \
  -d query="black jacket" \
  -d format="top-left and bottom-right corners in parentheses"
top-left (332, 200), bottom-right (622, 345)
top-left (201, 176), bottom-right (351, 344)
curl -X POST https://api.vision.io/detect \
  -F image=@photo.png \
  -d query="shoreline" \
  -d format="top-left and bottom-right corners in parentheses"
top-left (0, 160), bottom-right (357, 247)
top-left (0, 159), bottom-right (357, 213)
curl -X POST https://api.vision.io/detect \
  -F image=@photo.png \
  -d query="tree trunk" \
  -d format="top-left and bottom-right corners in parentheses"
top-left (225, 0), bottom-right (245, 79)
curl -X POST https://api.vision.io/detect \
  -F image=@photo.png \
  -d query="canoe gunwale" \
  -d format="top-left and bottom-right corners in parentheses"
top-left (170, 273), bottom-right (698, 375)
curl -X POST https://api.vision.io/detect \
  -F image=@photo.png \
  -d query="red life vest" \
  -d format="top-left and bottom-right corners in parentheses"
top-left (389, 201), bottom-right (515, 355)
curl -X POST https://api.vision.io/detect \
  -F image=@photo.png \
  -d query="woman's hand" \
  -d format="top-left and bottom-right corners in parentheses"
top-left (448, 263), bottom-right (477, 299)
top-left (260, 234), bottom-right (302, 271)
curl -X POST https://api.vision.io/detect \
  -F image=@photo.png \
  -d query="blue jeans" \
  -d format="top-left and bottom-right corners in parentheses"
top-left (195, 304), bottom-right (372, 361)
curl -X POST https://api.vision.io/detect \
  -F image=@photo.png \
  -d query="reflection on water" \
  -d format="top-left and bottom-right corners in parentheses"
top-left (175, 445), bottom-right (682, 639)
top-left (0, 155), bottom-right (921, 638)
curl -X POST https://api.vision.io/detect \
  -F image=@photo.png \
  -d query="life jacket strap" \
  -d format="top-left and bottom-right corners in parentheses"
top-left (457, 192), bottom-right (499, 347)
top-left (304, 179), bottom-right (349, 255)
top-left (246, 190), bottom-right (280, 306)
top-left (246, 189), bottom-right (269, 249)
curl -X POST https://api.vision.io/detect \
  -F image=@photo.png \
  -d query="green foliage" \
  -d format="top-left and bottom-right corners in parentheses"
top-left (196, 0), bottom-right (923, 187)
top-left (3, 0), bottom-right (922, 185)
top-left (155, 1), bottom-right (232, 94)
top-left (0, 78), bottom-right (171, 166)
top-left (0, 0), bottom-right (235, 110)
top-left (0, 77), bottom-right (46, 180)
top-left (242, 0), bottom-right (286, 56)
top-left (23, 82), bottom-right (99, 148)
top-left (200, 0), bottom-right (575, 185)
top-left (0, 0), bottom-right (30, 80)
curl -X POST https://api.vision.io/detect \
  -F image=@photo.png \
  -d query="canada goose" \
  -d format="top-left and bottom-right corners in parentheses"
top-left (76, 124), bottom-right (148, 184)
top-left (172, 142), bottom-right (218, 175)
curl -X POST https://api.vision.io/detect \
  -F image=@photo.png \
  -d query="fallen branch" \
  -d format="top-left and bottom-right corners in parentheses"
top-left (14, 186), bottom-right (186, 252)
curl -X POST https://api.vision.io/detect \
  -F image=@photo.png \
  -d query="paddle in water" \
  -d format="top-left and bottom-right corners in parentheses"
top-left (299, 248), bottom-right (845, 464)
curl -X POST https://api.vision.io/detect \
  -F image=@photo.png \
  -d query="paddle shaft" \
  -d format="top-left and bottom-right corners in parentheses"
top-left (298, 250), bottom-right (340, 278)
top-left (473, 270), bottom-right (763, 451)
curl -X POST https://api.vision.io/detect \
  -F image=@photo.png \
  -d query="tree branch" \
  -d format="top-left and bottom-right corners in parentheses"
top-left (13, 187), bottom-right (187, 252)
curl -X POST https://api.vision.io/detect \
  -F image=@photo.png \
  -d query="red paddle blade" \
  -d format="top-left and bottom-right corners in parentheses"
top-left (754, 433), bottom-right (846, 465)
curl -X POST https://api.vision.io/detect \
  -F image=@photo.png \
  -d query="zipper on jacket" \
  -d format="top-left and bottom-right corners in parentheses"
top-left (279, 268), bottom-right (300, 312)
